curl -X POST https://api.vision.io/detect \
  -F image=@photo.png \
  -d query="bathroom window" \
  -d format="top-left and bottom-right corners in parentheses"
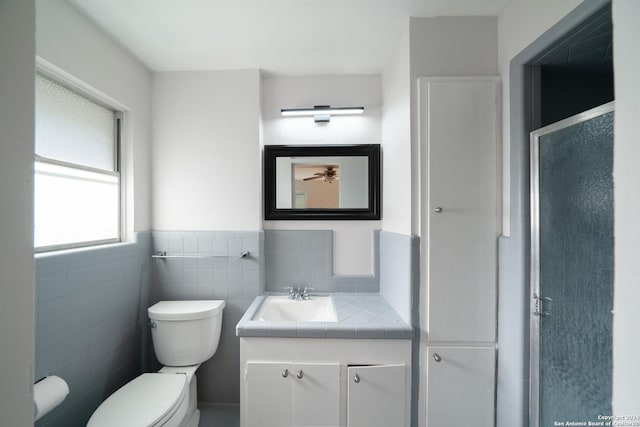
top-left (34, 73), bottom-right (122, 251)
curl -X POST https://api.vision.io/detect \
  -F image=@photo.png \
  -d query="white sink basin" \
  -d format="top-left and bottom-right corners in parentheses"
top-left (254, 296), bottom-right (338, 322)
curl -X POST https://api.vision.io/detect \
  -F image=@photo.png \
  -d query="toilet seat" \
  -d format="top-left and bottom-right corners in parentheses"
top-left (87, 373), bottom-right (187, 427)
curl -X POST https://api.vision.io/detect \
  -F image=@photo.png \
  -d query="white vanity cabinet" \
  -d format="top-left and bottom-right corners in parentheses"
top-left (347, 365), bottom-right (406, 427)
top-left (240, 338), bottom-right (411, 427)
top-left (245, 362), bottom-right (340, 427)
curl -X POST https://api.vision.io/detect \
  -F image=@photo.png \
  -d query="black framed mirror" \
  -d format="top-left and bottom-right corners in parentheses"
top-left (264, 144), bottom-right (381, 220)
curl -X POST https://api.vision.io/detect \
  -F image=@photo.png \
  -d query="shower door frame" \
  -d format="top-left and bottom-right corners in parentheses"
top-left (528, 101), bottom-right (615, 427)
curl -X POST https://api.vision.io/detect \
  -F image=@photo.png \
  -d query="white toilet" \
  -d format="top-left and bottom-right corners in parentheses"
top-left (88, 300), bottom-right (225, 427)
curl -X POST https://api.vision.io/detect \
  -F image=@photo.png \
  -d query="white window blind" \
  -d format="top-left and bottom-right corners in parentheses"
top-left (34, 73), bottom-right (121, 250)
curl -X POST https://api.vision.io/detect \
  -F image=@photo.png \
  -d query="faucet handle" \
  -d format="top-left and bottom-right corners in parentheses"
top-left (284, 286), bottom-right (296, 299)
top-left (302, 287), bottom-right (315, 300)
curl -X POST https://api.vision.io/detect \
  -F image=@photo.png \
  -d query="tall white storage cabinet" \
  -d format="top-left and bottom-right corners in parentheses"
top-left (419, 77), bottom-right (500, 426)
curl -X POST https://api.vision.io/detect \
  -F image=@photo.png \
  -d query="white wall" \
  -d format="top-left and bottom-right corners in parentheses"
top-left (262, 75), bottom-right (381, 145)
top-left (410, 16), bottom-right (499, 78)
top-left (498, 0), bottom-right (583, 235)
top-left (612, 0), bottom-right (640, 415)
top-left (381, 22), bottom-right (412, 236)
top-left (262, 75), bottom-right (382, 275)
top-left (36, 0), bottom-right (153, 233)
top-left (152, 70), bottom-right (262, 231)
top-left (0, 0), bottom-right (36, 425)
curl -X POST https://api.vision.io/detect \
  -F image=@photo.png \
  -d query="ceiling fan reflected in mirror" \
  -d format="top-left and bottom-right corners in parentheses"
top-left (303, 166), bottom-right (339, 183)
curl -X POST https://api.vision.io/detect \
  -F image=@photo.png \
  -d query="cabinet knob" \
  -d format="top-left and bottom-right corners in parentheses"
top-left (433, 353), bottom-right (442, 363)
top-left (433, 207), bottom-right (443, 213)
top-left (296, 370), bottom-right (304, 379)
top-left (281, 369), bottom-right (289, 378)
top-left (353, 373), bottom-right (360, 383)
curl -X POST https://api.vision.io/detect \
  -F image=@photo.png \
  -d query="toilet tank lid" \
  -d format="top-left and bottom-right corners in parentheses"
top-left (148, 300), bottom-right (225, 321)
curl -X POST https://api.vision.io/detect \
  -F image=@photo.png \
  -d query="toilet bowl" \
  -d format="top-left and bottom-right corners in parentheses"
top-left (88, 300), bottom-right (225, 427)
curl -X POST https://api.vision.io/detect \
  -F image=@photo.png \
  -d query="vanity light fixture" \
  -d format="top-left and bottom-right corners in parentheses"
top-left (280, 105), bottom-right (364, 123)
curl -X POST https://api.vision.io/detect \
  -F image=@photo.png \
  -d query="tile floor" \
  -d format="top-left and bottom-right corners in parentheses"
top-left (199, 404), bottom-right (240, 427)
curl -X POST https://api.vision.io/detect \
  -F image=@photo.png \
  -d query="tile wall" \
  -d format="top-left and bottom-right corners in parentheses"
top-left (34, 228), bottom-right (416, 419)
top-left (264, 230), bottom-right (379, 293)
top-left (379, 230), bottom-right (418, 324)
top-left (35, 232), bottom-right (152, 427)
top-left (150, 231), bottom-right (261, 404)
top-left (378, 230), bottom-right (421, 427)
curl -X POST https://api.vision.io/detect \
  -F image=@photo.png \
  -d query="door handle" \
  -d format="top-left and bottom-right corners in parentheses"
top-left (532, 293), bottom-right (553, 316)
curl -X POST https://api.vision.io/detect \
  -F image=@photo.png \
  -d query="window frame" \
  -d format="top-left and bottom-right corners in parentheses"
top-left (34, 67), bottom-right (125, 253)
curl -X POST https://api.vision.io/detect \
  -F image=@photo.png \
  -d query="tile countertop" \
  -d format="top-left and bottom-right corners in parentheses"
top-left (235, 293), bottom-right (413, 339)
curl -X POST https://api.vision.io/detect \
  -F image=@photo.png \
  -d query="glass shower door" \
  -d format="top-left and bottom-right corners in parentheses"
top-left (530, 102), bottom-right (614, 427)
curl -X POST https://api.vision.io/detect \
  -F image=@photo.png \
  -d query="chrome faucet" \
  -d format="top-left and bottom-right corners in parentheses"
top-left (285, 286), bottom-right (297, 300)
top-left (284, 286), bottom-right (315, 300)
top-left (301, 286), bottom-right (314, 300)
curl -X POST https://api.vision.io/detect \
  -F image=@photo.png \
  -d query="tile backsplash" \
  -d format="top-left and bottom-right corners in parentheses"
top-left (264, 230), bottom-right (379, 293)
top-left (379, 230), bottom-right (418, 325)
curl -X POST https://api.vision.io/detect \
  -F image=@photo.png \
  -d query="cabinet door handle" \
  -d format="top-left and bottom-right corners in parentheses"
top-left (433, 206), bottom-right (443, 213)
top-left (353, 373), bottom-right (360, 383)
top-left (281, 369), bottom-right (289, 378)
top-left (296, 370), bottom-right (304, 379)
top-left (433, 353), bottom-right (442, 362)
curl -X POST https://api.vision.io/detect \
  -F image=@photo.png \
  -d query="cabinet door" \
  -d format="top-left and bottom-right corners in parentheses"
top-left (421, 78), bottom-right (499, 343)
top-left (347, 364), bottom-right (406, 427)
top-left (293, 363), bottom-right (341, 427)
top-left (426, 346), bottom-right (495, 427)
top-left (245, 362), bottom-right (293, 427)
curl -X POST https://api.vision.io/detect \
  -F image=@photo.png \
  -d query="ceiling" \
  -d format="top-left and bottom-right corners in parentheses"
top-left (68, 0), bottom-right (511, 75)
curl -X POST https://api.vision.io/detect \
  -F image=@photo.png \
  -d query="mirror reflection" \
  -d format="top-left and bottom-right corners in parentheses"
top-left (276, 157), bottom-right (368, 209)
top-left (264, 144), bottom-right (380, 220)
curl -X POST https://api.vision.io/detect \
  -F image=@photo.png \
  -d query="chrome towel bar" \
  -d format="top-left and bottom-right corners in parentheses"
top-left (152, 251), bottom-right (249, 259)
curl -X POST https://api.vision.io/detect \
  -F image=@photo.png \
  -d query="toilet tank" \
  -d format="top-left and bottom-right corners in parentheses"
top-left (148, 300), bottom-right (225, 366)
